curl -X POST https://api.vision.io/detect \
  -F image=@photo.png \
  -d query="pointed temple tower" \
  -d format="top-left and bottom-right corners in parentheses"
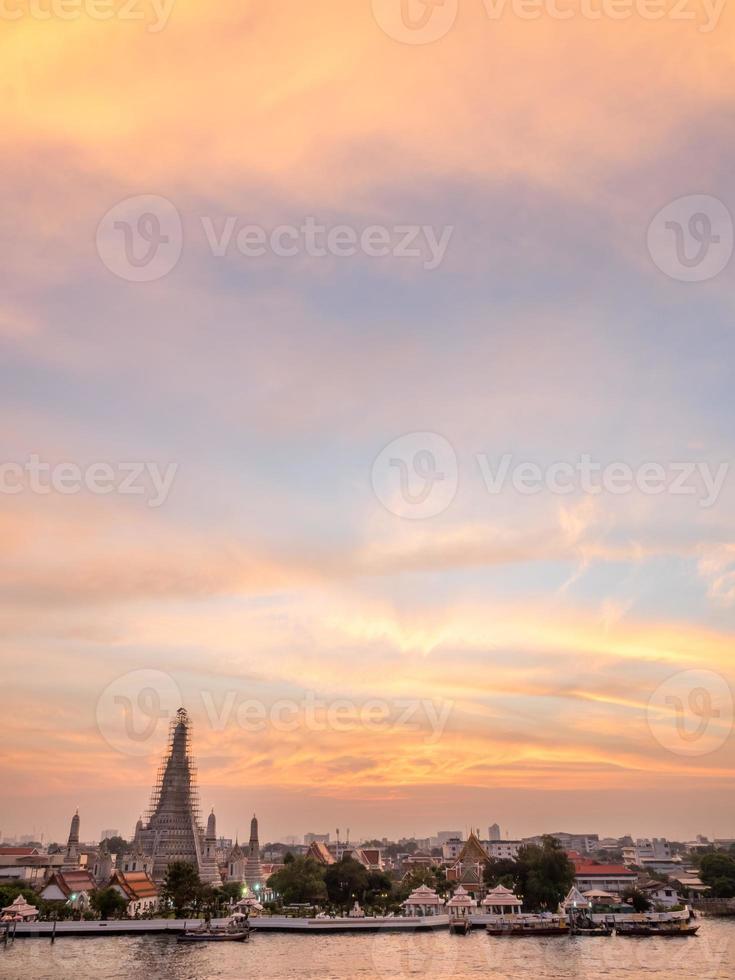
top-left (227, 838), bottom-right (246, 882)
top-left (137, 708), bottom-right (221, 885)
top-left (93, 839), bottom-right (115, 884)
top-left (244, 813), bottom-right (264, 889)
top-left (62, 810), bottom-right (81, 869)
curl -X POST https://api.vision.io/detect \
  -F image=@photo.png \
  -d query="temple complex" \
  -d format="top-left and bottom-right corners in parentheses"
top-left (135, 708), bottom-right (221, 885)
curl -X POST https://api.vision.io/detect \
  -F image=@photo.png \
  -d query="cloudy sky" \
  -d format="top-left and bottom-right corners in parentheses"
top-left (2, 0), bottom-right (734, 845)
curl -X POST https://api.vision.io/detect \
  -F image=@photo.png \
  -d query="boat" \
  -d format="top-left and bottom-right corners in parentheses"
top-left (177, 913), bottom-right (252, 943)
top-left (487, 915), bottom-right (569, 936)
top-left (615, 922), bottom-right (699, 937)
top-left (568, 911), bottom-right (612, 936)
top-left (449, 919), bottom-right (471, 935)
top-left (178, 928), bottom-right (250, 942)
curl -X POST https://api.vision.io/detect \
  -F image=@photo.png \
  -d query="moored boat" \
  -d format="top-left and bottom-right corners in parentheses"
top-left (178, 929), bottom-right (250, 942)
top-left (616, 922), bottom-right (699, 937)
top-left (177, 912), bottom-right (252, 943)
top-left (487, 915), bottom-right (569, 936)
top-left (449, 919), bottom-right (471, 935)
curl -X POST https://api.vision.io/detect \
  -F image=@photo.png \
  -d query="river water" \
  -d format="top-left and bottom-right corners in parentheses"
top-left (2, 919), bottom-right (734, 980)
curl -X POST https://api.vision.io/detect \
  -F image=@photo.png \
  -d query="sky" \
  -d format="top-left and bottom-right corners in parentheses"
top-left (1, 0), bottom-right (735, 846)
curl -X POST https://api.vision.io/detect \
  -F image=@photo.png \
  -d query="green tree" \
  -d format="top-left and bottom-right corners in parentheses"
top-left (700, 853), bottom-right (735, 896)
top-left (100, 835), bottom-right (130, 858)
top-left (621, 887), bottom-right (653, 912)
top-left (324, 856), bottom-right (369, 908)
top-left (162, 861), bottom-right (202, 916)
top-left (365, 871), bottom-right (393, 910)
top-left (90, 887), bottom-right (128, 920)
top-left (0, 883), bottom-right (34, 908)
top-left (484, 857), bottom-right (524, 892)
top-left (267, 856), bottom-right (327, 905)
top-left (218, 881), bottom-right (244, 904)
top-left (526, 837), bottom-right (575, 910)
top-left (508, 837), bottom-right (575, 912)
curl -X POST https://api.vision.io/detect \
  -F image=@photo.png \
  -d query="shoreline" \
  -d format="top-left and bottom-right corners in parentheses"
top-left (5, 909), bottom-right (699, 938)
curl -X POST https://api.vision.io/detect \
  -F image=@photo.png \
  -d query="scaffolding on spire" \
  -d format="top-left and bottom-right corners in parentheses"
top-left (136, 708), bottom-right (220, 885)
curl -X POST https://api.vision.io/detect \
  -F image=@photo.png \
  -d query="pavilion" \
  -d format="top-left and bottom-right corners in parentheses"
top-left (482, 884), bottom-right (523, 915)
top-left (582, 889), bottom-right (617, 905)
top-left (402, 884), bottom-right (445, 917)
top-left (1, 895), bottom-right (39, 922)
top-left (447, 885), bottom-right (476, 919)
top-left (563, 885), bottom-right (592, 910)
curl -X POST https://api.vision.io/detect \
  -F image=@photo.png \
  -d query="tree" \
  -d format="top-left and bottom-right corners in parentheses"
top-left (622, 888), bottom-right (653, 912)
top-left (100, 836), bottom-right (130, 858)
top-left (267, 856), bottom-right (327, 906)
top-left (523, 837), bottom-right (575, 911)
top-left (90, 887), bottom-right (128, 920)
top-left (324, 856), bottom-right (369, 908)
top-left (484, 857), bottom-right (524, 892)
top-left (0, 883), bottom-right (36, 910)
top-left (700, 853), bottom-right (735, 897)
top-left (218, 881), bottom-right (244, 904)
top-left (365, 871), bottom-right (393, 910)
top-left (492, 837), bottom-right (574, 912)
top-left (162, 861), bottom-right (202, 916)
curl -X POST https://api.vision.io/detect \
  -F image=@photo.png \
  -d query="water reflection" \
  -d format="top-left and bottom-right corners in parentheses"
top-left (2, 920), bottom-right (733, 980)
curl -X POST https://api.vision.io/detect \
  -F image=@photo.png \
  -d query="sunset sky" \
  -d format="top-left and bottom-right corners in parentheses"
top-left (2, 0), bottom-right (735, 845)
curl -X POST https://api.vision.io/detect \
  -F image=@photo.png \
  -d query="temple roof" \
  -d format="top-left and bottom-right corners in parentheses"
top-left (456, 831), bottom-right (489, 866)
top-left (110, 870), bottom-right (159, 900)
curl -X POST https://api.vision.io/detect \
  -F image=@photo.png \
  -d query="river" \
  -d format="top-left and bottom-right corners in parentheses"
top-left (2, 918), bottom-right (734, 980)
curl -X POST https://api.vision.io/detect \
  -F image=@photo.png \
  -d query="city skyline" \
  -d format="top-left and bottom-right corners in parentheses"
top-left (2, 1), bottom-right (735, 847)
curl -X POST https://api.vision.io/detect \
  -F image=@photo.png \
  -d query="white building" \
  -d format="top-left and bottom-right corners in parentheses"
top-left (485, 840), bottom-right (522, 860)
top-left (441, 838), bottom-right (464, 861)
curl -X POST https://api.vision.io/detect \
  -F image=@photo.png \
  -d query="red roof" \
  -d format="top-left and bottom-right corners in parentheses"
top-left (41, 870), bottom-right (96, 898)
top-left (574, 863), bottom-right (635, 876)
top-left (0, 847), bottom-right (38, 856)
top-left (110, 870), bottom-right (158, 900)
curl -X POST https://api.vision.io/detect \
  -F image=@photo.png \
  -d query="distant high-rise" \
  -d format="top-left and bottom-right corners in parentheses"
top-left (488, 823), bottom-right (501, 840)
top-left (136, 708), bottom-right (221, 885)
